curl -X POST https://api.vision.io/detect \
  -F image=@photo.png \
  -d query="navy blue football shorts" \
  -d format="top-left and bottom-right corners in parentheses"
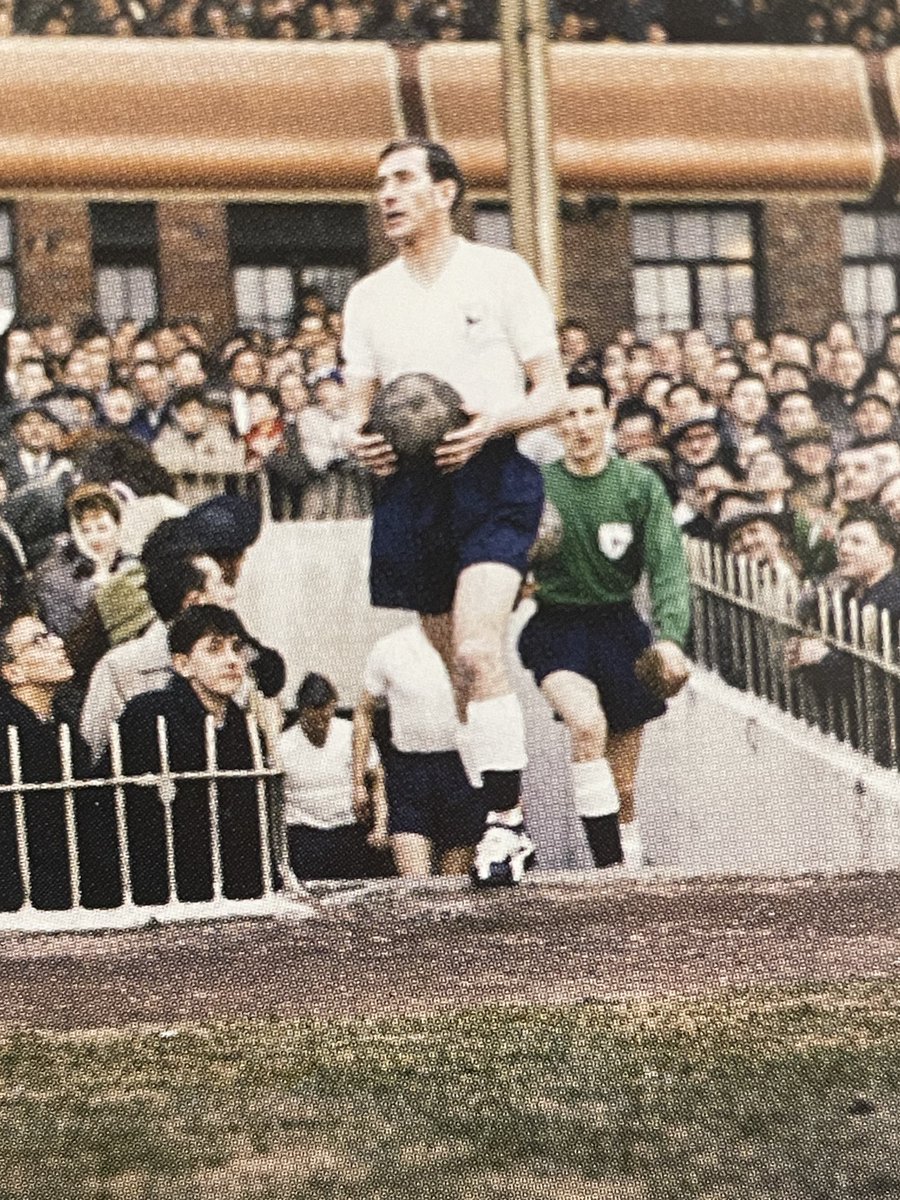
top-left (517, 602), bottom-right (667, 734)
top-left (369, 436), bottom-right (544, 614)
top-left (386, 748), bottom-right (488, 851)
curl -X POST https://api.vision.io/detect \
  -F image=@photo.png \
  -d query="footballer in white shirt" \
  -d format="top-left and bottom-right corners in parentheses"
top-left (353, 620), bottom-right (486, 878)
top-left (341, 138), bottom-right (568, 886)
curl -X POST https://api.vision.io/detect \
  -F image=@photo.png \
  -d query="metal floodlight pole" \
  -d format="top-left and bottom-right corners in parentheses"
top-left (523, 0), bottom-right (563, 319)
top-left (499, 0), bottom-right (535, 270)
top-left (498, 0), bottom-right (563, 319)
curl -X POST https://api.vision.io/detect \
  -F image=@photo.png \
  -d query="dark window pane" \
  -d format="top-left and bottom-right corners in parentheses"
top-left (90, 203), bottom-right (158, 263)
top-left (228, 203), bottom-right (367, 266)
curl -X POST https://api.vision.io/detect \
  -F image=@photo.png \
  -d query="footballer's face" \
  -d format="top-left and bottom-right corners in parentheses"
top-left (558, 387), bottom-right (610, 471)
top-left (376, 146), bottom-right (456, 246)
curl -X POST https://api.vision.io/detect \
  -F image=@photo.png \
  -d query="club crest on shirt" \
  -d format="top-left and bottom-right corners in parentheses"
top-left (598, 522), bottom-right (633, 560)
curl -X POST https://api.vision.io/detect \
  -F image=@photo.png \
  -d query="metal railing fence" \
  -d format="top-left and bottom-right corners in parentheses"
top-left (0, 711), bottom-right (291, 926)
top-left (687, 538), bottom-right (900, 772)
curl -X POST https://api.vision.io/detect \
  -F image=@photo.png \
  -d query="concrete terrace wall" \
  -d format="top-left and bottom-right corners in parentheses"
top-left (239, 519), bottom-right (900, 877)
top-left (638, 669), bottom-right (900, 878)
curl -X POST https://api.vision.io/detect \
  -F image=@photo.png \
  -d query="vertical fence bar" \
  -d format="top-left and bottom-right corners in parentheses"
top-left (156, 717), bottom-right (178, 904)
top-left (706, 542), bottom-right (722, 674)
top-left (815, 587), bottom-right (835, 736)
top-left (724, 551), bottom-right (745, 687)
top-left (246, 714), bottom-right (274, 898)
top-left (687, 540), bottom-right (708, 667)
top-left (107, 721), bottom-right (133, 907)
top-left (57, 725), bottom-right (81, 908)
top-left (860, 604), bottom-right (882, 766)
top-left (847, 599), bottom-right (867, 755)
top-left (754, 565), bottom-right (774, 704)
top-left (777, 572), bottom-right (799, 718)
top-left (737, 555), bottom-right (757, 696)
top-left (205, 716), bottom-right (224, 902)
top-left (881, 609), bottom-right (899, 771)
top-left (8, 727), bottom-right (31, 910)
top-left (832, 587), bottom-right (853, 745)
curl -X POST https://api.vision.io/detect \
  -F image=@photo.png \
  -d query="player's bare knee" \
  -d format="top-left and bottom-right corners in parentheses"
top-left (454, 636), bottom-right (505, 695)
top-left (564, 706), bottom-right (607, 759)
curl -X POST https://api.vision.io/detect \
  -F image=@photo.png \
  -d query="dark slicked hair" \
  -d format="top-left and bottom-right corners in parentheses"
top-left (168, 603), bottom-right (248, 657)
top-left (295, 672), bottom-right (337, 711)
top-left (613, 399), bottom-right (661, 431)
top-left (378, 138), bottom-right (465, 213)
top-left (839, 504), bottom-right (900, 554)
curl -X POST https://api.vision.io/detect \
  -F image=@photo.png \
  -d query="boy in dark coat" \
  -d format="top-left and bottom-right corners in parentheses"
top-left (115, 604), bottom-right (272, 904)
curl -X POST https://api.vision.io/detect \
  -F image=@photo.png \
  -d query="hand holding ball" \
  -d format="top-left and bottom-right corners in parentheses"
top-left (364, 373), bottom-right (468, 462)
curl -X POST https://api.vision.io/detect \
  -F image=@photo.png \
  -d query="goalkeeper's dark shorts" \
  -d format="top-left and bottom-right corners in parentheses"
top-left (517, 601), bottom-right (666, 734)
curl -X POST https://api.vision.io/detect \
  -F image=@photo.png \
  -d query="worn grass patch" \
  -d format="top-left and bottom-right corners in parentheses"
top-left (3, 981), bottom-right (900, 1199)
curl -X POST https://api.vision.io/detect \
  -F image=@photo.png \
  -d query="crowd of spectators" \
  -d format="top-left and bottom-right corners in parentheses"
top-left (0, 287), bottom-right (368, 547)
top-left (13, 0), bottom-right (900, 49)
top-left (555, 308), bottom-right (900, 762)
top-left (3, 280), bottom-right (900, 909)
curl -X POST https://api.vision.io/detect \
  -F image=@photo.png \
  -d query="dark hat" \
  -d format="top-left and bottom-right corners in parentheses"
top-left (8, 399), bottom-right (65, 428)
top-left (170, 386), bottom-right (209, 411)
top-left (781, 422), bottom-right (833, 450)
top-left (566, 354), bottom-right (606, 390)
top-left (180, 495), bottom-right (262, 557)
top-left (714, 502), bottom-right (793, 546)
top-left (664, 408), bottom-right (720, 449)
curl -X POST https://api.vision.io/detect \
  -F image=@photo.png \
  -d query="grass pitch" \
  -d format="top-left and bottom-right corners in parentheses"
top-left (4, 981), bottom-right (900, 1200)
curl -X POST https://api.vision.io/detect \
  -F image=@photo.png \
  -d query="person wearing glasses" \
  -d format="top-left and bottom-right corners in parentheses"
top-left (0, 611), bottom-right (119, 911)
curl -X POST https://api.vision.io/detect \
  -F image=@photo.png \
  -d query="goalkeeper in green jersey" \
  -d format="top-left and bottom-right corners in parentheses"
top-left (518, 385), bottom-right (692, 869)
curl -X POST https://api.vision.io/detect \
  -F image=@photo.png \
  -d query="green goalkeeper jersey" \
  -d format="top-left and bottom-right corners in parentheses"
top-left (535, 455), bottom-right (691, 649)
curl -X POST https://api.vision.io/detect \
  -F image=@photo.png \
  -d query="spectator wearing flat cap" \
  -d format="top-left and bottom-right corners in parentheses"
top-left (783, 423), bottom-right (834, 521)
top-left (177, 492), bottom-right (263, 586)
top-left (152, 386), bottom-right (246, 508)
top-left (714, 495), bottom-right (800, 577)
top-left (711, 496), bottom-right (802, 692)
top-left (665, 408), bottom-right (740, 487)
top-left (678, 464), bottom-right (738, 541)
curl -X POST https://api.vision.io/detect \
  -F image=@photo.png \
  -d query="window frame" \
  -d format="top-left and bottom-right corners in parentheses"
top-left (840, 205), bottom-right (900, 355)
top-left (227, 202), bottom-right (367, 337)
top-left (88, 201), bottom-right (160, 330)
top-left (0, 203), bottom-right (17, 316)
top-left (630, 203), bottom-right (762, 345)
